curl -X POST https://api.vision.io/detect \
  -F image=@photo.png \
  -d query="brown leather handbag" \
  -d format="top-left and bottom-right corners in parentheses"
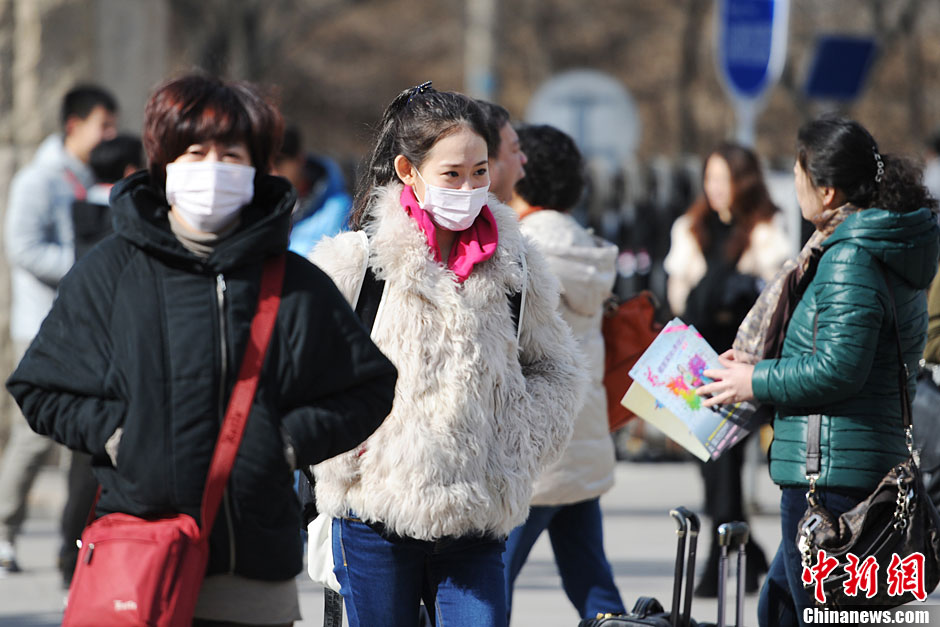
top-left (602, 291), bottom-right (662, 433)
top-left (797, 272), bottom-right (940, 608)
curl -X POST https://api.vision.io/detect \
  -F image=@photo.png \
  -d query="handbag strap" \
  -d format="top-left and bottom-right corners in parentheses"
top-left (200, 254), bottom-right (286, 538)
top-left (805, 261), bottom-right (913, 487)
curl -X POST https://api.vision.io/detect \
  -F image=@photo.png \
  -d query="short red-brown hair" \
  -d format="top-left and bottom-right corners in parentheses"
top-left (143, 74), bottom-right (283, 193)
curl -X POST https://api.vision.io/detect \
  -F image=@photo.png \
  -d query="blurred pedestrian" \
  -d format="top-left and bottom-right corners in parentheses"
top-left (927, 263), bottom-right (940, 365)
top-left (0, 84), bottom-right (118, 580)
top-left (922, 130), bottom-right (940, 203)
top-left (7, 73), bottom-right (398, 626)
top-left (55, 133), bottom-right (144, 587)
top-left (272, 124), bottom-right (353, 257)
top-left (477, 100), bottom-right (527, 203)
top-left (663, 142), bottom-right (788, 596)
top-left (309, 83), bottom-right (583, 627)
top-left (72, 134), bottom-right (144, 258)
top-left (697, 116), bottom-right (939, 626)
top-left (503, 123), bottom-right (626, 621)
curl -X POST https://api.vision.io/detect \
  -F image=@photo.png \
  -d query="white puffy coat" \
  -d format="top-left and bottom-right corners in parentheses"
top-left (310, 184), bottom-right (585, 540)
top-left (521, 210), bottom-right (619, 506)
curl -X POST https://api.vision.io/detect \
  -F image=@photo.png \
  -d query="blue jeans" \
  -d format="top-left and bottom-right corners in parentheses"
top-left (503, 498), bottom-right (625, 620)
top-left (333, 515), bottom-right (507, 627)
top-left (758, 487), bottom-right (865, 627)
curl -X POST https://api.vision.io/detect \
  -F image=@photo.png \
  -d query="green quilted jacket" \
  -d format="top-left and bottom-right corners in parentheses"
top-left (752, 206), bottom-right (939, 490)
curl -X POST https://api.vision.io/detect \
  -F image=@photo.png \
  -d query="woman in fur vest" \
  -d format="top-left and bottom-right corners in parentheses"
top-left (309, 83), bottom-right (584, 627)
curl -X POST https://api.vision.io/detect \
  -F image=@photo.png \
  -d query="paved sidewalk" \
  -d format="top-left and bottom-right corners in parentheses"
top-left (5, 458), bottom-right (932, 626)
top-left (0, 460), bottom-right (771, 626)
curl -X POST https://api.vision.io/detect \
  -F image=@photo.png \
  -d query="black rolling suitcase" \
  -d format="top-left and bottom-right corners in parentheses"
top-left (578, 506), bottom-right (700, 626)
top-left (578, 510), bottom-right (750, 627)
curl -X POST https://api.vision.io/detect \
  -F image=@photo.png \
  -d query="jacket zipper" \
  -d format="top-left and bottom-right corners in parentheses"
top-left (216, 274), bottom-right (237, 573)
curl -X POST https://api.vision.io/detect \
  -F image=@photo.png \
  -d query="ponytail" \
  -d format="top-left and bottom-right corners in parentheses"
top-left (870, 154), bottom-right (938, 214)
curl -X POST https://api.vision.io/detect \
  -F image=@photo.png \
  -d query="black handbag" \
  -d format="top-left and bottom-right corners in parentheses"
top-left (796, 270), bottom-right (940, 608)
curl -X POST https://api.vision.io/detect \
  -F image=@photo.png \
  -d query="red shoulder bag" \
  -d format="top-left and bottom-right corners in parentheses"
top-left (62, 255), bottom-right (285, 627)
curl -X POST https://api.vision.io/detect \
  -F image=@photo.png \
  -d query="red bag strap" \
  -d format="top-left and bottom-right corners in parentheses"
top-left (63, 168), bottom-right (87, 201)
top-left (200, 254), bottom-right (286, 538)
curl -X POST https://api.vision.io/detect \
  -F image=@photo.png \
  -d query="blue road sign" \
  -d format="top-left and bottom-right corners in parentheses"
top-left (715, 0), bottom-right (789, 145)
top-left (803, 35), bottom-right (878, 102)
top-left (717, 0), bottom-right (787, 100)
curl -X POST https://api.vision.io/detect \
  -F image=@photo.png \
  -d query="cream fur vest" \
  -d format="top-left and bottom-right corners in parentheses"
top-left (309, 184), bottom-right (584, 540)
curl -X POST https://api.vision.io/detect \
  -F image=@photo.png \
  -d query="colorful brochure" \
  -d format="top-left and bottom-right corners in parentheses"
top-left (622, 318), bottom-right (759, 461)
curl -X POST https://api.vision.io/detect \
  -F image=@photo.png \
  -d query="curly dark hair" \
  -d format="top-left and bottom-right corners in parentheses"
top-left (797, 115), bottom-right (938, 214)
top-left (513, 124), bottom-right (584, 211)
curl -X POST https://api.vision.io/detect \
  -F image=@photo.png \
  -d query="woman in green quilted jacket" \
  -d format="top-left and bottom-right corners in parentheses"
top-left (697, 116), bottom-right (939, 626)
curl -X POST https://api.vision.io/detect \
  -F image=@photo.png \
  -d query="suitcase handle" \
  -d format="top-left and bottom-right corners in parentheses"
top-left (669, 507), bottom-right (700, 627)
top-left (716, 521), bottom-right (750, 627)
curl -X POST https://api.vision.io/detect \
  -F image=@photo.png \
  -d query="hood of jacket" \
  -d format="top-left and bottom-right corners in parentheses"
top-left (519, 209), bottom-right (617, 317)
top-left (110, 170), bottom-right (296, 273)
top-left (824, 206), bottom-right (939, 289)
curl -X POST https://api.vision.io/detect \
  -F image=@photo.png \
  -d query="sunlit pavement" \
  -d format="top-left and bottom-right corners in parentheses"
top-left (2, 459), bottom-right (938, 626)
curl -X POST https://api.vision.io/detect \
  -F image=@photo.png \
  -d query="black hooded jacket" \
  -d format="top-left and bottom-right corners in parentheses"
top-left (7, 171), bottom-right (397, 580)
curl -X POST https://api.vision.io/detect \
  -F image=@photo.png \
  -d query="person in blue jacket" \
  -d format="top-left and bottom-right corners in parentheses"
top-left (273, 124), bottom-right (352, 257)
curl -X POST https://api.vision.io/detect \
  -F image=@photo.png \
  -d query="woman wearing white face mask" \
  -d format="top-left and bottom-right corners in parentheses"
top-left (308, 83), bottom-right (584, 627)
top-left (7, 74), bottom-right (398, 627)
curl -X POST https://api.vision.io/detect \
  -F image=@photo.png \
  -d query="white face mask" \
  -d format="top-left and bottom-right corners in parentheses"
top-left (414, 169), bottom-right (489, 231)
top-left (165, 161), bottom-right (256, 233)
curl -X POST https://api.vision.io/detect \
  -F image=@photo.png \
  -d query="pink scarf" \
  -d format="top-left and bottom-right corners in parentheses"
top-left (400, 186), bottom-right (498, 282)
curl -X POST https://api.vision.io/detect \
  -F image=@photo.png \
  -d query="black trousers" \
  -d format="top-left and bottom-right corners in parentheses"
top-left (699, 435), bottom-right (766, 570)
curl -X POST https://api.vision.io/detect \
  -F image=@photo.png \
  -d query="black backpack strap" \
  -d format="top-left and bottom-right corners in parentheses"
top-left (355, 236), bottom-right (525, 340)
top-left (354, 265), bottom-right (385, 332)
top-left (351, 231), bottom-right (386, 333)
top-left (509, 253), bottom-right (527, 342)
top-left (508, 290), bottom-right (522, 337)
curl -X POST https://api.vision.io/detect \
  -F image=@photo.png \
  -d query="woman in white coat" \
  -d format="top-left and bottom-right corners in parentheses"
top-left (503, 124), bottom-right (626, 621)
top-left (309, 84), bottom-right (583, 627)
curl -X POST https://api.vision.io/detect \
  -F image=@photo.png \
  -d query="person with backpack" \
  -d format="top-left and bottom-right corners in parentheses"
top-left (663, 142), bottom-right (789, 596)
top-left (7, 74), bottom-right (397, 626)
top-left (308, 82), bottom-right (583, 627)
top-left (0, 84), bottom-right (118, 581)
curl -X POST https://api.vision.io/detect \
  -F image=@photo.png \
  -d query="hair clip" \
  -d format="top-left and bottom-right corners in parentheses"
top-left (407, 81), bottom-right (433, 104)
top-left (873, 148), bottom-right (885, 184)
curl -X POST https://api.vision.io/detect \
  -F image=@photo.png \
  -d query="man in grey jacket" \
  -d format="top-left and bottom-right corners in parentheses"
top-left (0, 84), bottom-right (117, 578)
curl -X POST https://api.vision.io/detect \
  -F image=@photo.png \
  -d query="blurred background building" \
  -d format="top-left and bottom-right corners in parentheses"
top-left (1, 0), bottom-right (939, 442)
